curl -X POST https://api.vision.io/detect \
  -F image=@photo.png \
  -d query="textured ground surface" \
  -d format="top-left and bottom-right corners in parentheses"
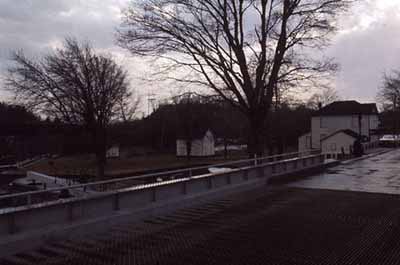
top-left (3, 186), bottom-right (400, 265)
top-left (3, 149), bottom-right (400, 265)
top-left (290, 149), bottom-right (400, 194)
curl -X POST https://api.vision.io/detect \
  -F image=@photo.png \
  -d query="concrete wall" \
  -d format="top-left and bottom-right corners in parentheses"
top-left (0, 154), bottom-right (324, 257)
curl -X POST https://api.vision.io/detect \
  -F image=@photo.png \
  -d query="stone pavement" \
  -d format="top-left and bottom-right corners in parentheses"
top-left (290, 148), bottom-right (400, 194)
top-left (3, 149), bottom-right (400, 264)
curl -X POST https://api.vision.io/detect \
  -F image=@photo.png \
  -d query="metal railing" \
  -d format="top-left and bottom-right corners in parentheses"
top-left (0, 150), bottom-right (321, 209)
top-left (362, 141), bottom-right (380, 151)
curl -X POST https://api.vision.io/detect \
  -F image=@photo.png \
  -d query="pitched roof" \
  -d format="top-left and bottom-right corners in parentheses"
top-left (314, 101), bottom-right (378, 116)
top-left (321, 129), bottom-right (359, 141)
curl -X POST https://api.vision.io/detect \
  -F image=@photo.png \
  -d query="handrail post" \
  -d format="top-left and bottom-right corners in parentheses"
top-left (27, 194), bottom-right (32, 206)
top-left (113, 193), bottom-right (120, 211)
top-left (0, 150), bottom-right (317, 208)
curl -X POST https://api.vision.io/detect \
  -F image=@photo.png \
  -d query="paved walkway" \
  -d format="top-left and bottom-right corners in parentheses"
top-left (290, 148), bottom-right (400, 194)
top-left (4, 150), bottom-right (400, 264)
top-left (3, 187), bottom-right (400, 265)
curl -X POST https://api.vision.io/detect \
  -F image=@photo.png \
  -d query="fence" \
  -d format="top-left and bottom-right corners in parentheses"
top-left (0, 150), bottom-right (320, 209)
top-left (0, 150), bottom-right (324, 256)
top-left (362, 141), bottom-right (380, 151)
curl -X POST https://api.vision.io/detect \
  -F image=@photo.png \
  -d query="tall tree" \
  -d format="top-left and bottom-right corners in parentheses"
top-left (6, 38), bottom-right (134, 178)
top-left (378, 71), bottom-right (400, 111)
top-left (172, 92), bottom-right (213, 160)
top-left (118, 0), bottom-right (349, 156)
top-left (377, 71), bottom-right (400, 135)
top-left (307, 87), bottom-right (340, 109)
top-left (0, 102), bottom-right (40, 125)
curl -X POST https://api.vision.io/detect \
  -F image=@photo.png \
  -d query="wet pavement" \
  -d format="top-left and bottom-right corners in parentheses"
top-left (289, 148), bottom-right (400, 194)
top-left (5, 150), bottom-right (400, 264)
top-left (4, 187), bottom-right (400, 265)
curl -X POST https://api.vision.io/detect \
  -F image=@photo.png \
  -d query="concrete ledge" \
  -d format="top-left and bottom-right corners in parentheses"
top-left (341, 149), bottom-right (393, 165)
top-left (0, 154), bottom-right (325, 257)
top-left (0, 176), bottom-right (268, 257)
top-left (268, 160), bottom-right (338, 185)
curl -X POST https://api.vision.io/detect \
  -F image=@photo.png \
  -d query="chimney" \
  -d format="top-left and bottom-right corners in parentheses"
top-left (318, 102), bottom-right (322, 110)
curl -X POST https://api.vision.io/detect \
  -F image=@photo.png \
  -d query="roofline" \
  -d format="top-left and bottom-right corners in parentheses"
top-left (321, 130), bottom-right (359, 141)
top-left (312, 112), bottom-right (379, 117)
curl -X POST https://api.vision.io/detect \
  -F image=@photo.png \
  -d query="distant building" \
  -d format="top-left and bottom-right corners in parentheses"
top-left (176, 129), bottom-right (215, 157)
top-left (106, 145), bottom-right (120, 158)
top-left (320, 129), bottom-right (360, 159)
top-left (298, 100), bottom-right (379, 158)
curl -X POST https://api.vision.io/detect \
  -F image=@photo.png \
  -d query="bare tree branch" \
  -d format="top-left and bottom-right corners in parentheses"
top-left (6, 38), bottom-right (136, 178)
top-left (117, 0), bottom-right (351, 155)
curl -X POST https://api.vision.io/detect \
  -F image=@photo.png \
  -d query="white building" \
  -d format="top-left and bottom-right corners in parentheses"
top-left (299, 101), bottom-right (379, 157)
top-left (106, 145), bottom-right (120, 158)
top-left (320, 129), bottom-right (359, 159)
top-left (176, 129), bottom-right (215, 157)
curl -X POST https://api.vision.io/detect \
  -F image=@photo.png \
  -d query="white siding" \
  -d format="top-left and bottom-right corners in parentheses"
top-left (176, 130), bottom-right (215, 157)
top-left (311, 114), bottom-right (379, 149)
top-left (106, 146), bottom-right (120, 158)
top-left (321, 132), bottom-right (356, 155)
top-left (298, 132), bottom-right (312, 152)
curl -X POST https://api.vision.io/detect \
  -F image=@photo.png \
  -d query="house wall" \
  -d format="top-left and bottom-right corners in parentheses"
top-left (176, 131), bottom-right (215, 157)
top-left (202, 131), bottom-right (215, 156)
top-left (106, 146), bottom-right (119, 158)
top-left (176, 139), bottom-right (195, 156)
top-left (321, 132), bottom-right (356, 156)
top-left (311, 114), bottom-right (379, 149)
top-left (298, 132), bottom-right (312, 152)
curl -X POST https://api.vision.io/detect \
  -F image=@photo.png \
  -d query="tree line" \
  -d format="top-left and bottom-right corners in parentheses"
top-left (0, 93), bottom-right (326, 163)
top-left (4, 0), bottom-right (353, 176)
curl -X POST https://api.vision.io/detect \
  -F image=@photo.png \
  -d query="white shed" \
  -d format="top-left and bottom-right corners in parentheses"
top-left (176, 129), bottom-right (215, 157)
top-left (106, 145), bottom-right (120, 158)
top-left (321, 129), bottom-right (358, 159)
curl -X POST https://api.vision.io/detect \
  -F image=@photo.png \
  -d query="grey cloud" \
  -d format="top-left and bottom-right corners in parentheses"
top-left (0, 0), bottom-right (125, 57)
top-left (1, 0), bottom-right (400, 105)
top-left (327, 1), bottom-right (400, 102)
top-left (0, 0), bottom-right (130, 99)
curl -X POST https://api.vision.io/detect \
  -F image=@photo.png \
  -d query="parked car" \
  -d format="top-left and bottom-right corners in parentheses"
top-left (379, 135), bottom-right (400, 147)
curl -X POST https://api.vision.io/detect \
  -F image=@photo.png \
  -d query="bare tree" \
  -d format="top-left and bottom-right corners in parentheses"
top-left (172, 92), bottom-right (211, 161)
top-left (6, 38), bottom-right (133, 179)
top-left (118, 0), bottom-right (350, 156)
top-left (307, 87), bottom-right (340, 109)
top-left (377, 71), bottom-right (400, 136)
top-left (377, 71), bottom-right (400, 111)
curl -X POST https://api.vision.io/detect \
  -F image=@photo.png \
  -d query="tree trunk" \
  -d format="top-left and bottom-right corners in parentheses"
top-left (223, 136), bottom-right (228, 159)
top-left (185, 139), bottom-right (192, 161)
top-left (248, 117), bottom-right (265, 158)
top-left (95, 153), bottom-right (105, 179)
top-left (92, 127), bottom-right (107, 180)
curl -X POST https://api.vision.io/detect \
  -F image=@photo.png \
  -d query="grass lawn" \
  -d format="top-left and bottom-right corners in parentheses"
top-left (25, 152), bottom-right (248, 179)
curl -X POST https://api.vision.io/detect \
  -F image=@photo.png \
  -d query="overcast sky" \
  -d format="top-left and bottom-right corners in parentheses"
top-left (1, 0), bottom-right (400, 110)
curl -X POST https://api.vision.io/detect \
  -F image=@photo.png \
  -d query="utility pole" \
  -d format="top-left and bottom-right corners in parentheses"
top-left (147, 93), bottom-right (156, 116)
